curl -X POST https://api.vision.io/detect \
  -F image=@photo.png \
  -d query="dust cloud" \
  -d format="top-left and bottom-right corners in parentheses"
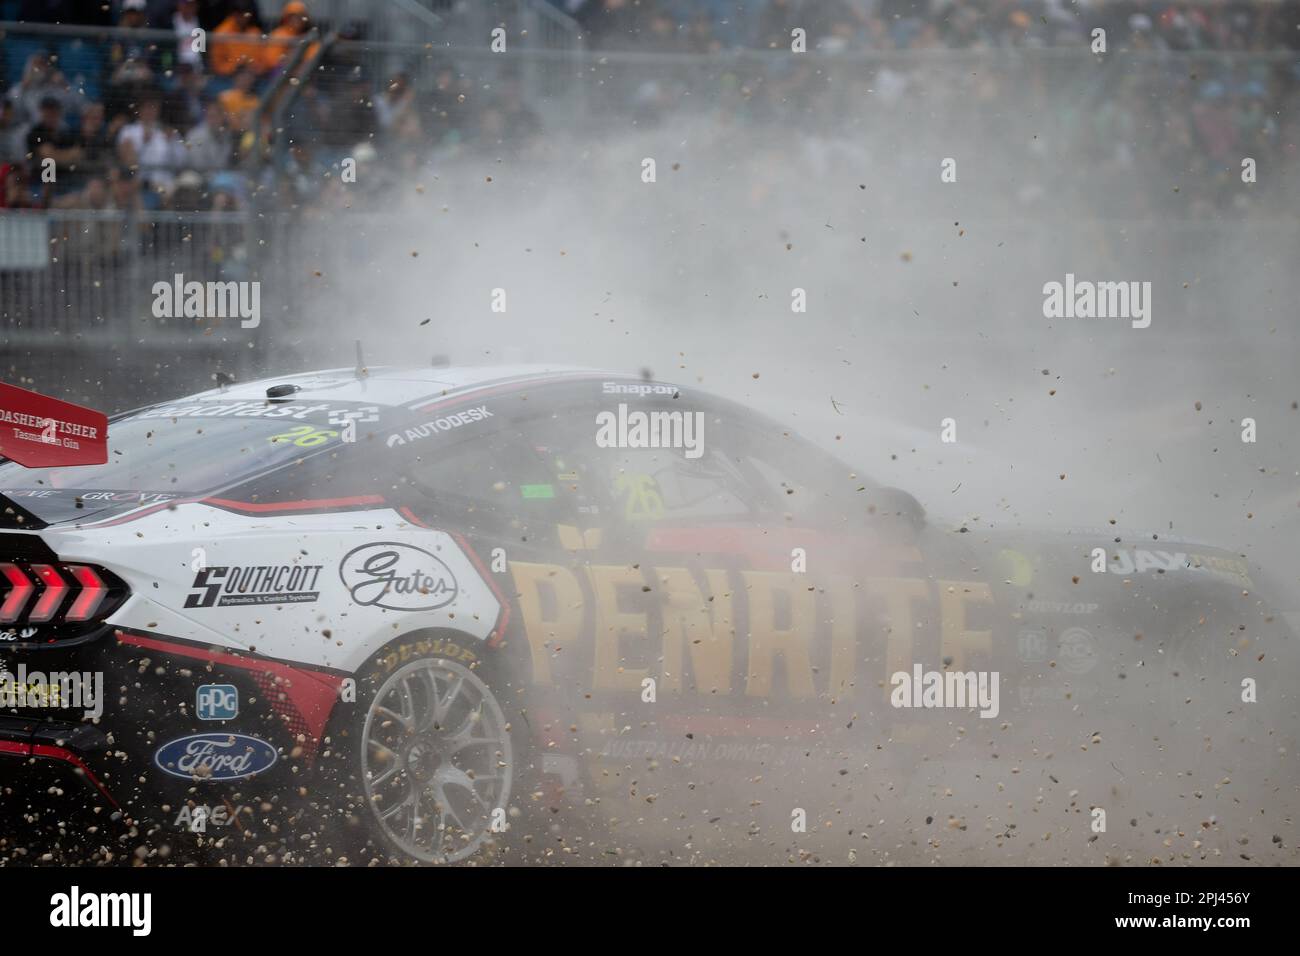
top-left (269, 71), bottom-right (1298, 864)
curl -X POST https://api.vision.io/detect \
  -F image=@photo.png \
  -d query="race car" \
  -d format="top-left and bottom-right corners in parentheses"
top-left (0, 365), bottom-right (1295, 865)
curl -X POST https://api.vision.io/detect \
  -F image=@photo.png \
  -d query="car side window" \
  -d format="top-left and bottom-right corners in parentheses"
top-left (716, 424), bottom-right (856, 522)
top-left (599, 446), bottom-right (753, 524)
top-left (397, 424), bottom-right (576, 542)
top-left (547, 397), bottom-right (760, 527)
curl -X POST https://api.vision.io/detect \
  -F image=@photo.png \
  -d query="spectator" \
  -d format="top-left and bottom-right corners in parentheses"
top-left (572, 0), bottom-right (648, 51)
top-left (116, 95), bottom-right (184, 197)
top-left (1, 100), bottom-right (29, 164)
top-left (108, 0), bottom-right (163, 76)
top-left (209, 171), bottom-right (248, 209)
top-left (5, 51), bottom-right (82, 127)
top-left (0, 162), bottom-right (37, 208)
top-left (66, 101), bottom-right (116, 190)
top-left (283, 81), bottom-right (334, 148)
top-left (169, 168), bottom-right (207, 211)
top-left (107, 163), bottom-right (144, 214)
top-left (173, 0), bottom-right (206, 71)
top-left (263, 1), bottom-right (321, 73)
top-left (104, 2), bottom-right (162, 121)
top-left (118, 0), bottom-right (149, 27)
top-left (163, 61), bottom-right (207, 132)
top-left (376, 72), bottom-right (417, 135)
top-left (754, 0), bottom-right (798, 50)
top-left (684, 11), bottom-right (721, 53)
top-left (48, 172), bottom-right (125, 276)
top-left (52, 173), bottom-right (110, 210)
top-left (322, 71), bottom-right (377, 149)
top-left (24, 96), bottom-right (81, 194)
top-left (88, 164), bottom-right (150, 265)
top-left (183, 98), bottom-right (235, 170)
top-left (801, 0), bottom-right (865, 52)
top-left (279, 139), bottom-right (325, 203)
top-left (492, 77), bottom-right (542, 147)
top-left (422, 61), bottom-right (468, 145)
top-left (212, 1), bottom-right (269, 77)
top-left (218, 65), bottom-right (261, 134)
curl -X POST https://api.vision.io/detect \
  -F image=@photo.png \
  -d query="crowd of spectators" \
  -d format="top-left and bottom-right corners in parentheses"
top-left (0, 0), bottom-right (554, 219)
top-left (0, 0), bottom-right (1295, 223)
top-left (560, 0), bottom-right (1300, 54)
top-left (0, 1), bottom-right (350, 213)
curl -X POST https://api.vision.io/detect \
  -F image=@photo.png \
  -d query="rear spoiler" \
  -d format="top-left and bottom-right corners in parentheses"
top-left (0, 491), bottom-right (48, 530)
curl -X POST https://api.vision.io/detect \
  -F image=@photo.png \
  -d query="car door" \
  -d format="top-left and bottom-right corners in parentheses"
top-left (520, 392), bottom-right (923, 810)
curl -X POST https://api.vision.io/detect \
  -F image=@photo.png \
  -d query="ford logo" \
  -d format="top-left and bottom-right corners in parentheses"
top-left (155, 733), bottom-right (278, 781)
top-left (339, 542), bottom-right (459, 612)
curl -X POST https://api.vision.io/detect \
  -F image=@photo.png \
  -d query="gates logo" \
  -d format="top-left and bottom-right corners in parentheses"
top-left (155, 733), bottom-right (277, 781)
top-left (196, 683), bottom-right (238, 720)
top-left (339, 542), bottom-right (458, 611)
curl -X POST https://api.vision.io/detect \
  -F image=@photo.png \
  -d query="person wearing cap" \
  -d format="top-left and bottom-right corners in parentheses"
top-left (169, 168), bottom-right (207, 211)
top-left (262, 1), bottom-right (320, 73)
top-left (173, 0), bottom-right (205, 70)
top-left (107, 0), bottom-right (162, 98)
top-left (118, 0), bottom-right (149, 27)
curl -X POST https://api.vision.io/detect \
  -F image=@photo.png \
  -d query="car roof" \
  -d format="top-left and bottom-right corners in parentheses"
top-left (179, 365), bottom-right (643, 410)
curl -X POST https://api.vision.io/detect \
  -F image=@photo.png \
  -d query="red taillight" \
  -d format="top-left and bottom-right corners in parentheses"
top-left (0, 559), bottom-right (121, 632)
top-left (28, 564), bottom-right (68, 622)
top-left (65, 565), bottom-right (107, 621)
top-left (0, 563), bottom-right (33, 622)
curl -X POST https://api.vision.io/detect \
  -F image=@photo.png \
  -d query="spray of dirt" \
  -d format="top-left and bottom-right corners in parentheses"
top-left (271, 74), bottom-right (1300, 864)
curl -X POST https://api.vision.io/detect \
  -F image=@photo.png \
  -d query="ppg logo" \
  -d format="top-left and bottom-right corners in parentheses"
top-left (196, 684), bottom-right (238, 721)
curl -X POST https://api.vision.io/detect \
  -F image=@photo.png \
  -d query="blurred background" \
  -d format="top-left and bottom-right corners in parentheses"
top-left (1, 0), bottom-right (1297, 586)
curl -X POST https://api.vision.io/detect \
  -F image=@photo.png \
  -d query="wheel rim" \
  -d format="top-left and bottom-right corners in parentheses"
top-left (360, 657), bottom-right (513, 863)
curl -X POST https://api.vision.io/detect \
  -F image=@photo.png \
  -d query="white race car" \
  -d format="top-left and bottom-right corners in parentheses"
top-left (1, 365), bottom-right (1294, 865)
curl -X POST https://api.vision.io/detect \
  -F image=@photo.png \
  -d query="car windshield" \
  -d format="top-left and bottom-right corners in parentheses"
top-left (0, 399), bottom-right (380, 522)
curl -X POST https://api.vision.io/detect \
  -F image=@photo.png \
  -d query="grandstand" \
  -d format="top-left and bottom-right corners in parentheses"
top-left (1, 1), bottom-right (1297, 403)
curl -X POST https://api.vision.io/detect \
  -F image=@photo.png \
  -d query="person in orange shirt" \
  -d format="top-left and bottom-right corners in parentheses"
top-left (217, 66), bottom-right (260, 133)
top-left (262, 1), bottom-right (320, 74)
top-left (211, 3), bottom-right (268, 77)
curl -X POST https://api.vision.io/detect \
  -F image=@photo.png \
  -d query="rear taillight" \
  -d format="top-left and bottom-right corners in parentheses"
top-left (66, 564), bottom-right (108, 621)
top-left (0, 563), bottom-right (33, 623)
top-left (0, 560), bottom-right (124, 631)
top-left (28, 564), bottom-right (68, 622)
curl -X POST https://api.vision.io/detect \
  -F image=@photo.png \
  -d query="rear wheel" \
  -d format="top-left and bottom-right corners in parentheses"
top-left (359, 655), bottom-right (514, 863)
top-left (314, 636), bottom-right (535, 866)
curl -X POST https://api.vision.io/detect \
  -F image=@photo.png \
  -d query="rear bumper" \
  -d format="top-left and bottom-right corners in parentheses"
top-left (0, 715), bottom-right (119, 810)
